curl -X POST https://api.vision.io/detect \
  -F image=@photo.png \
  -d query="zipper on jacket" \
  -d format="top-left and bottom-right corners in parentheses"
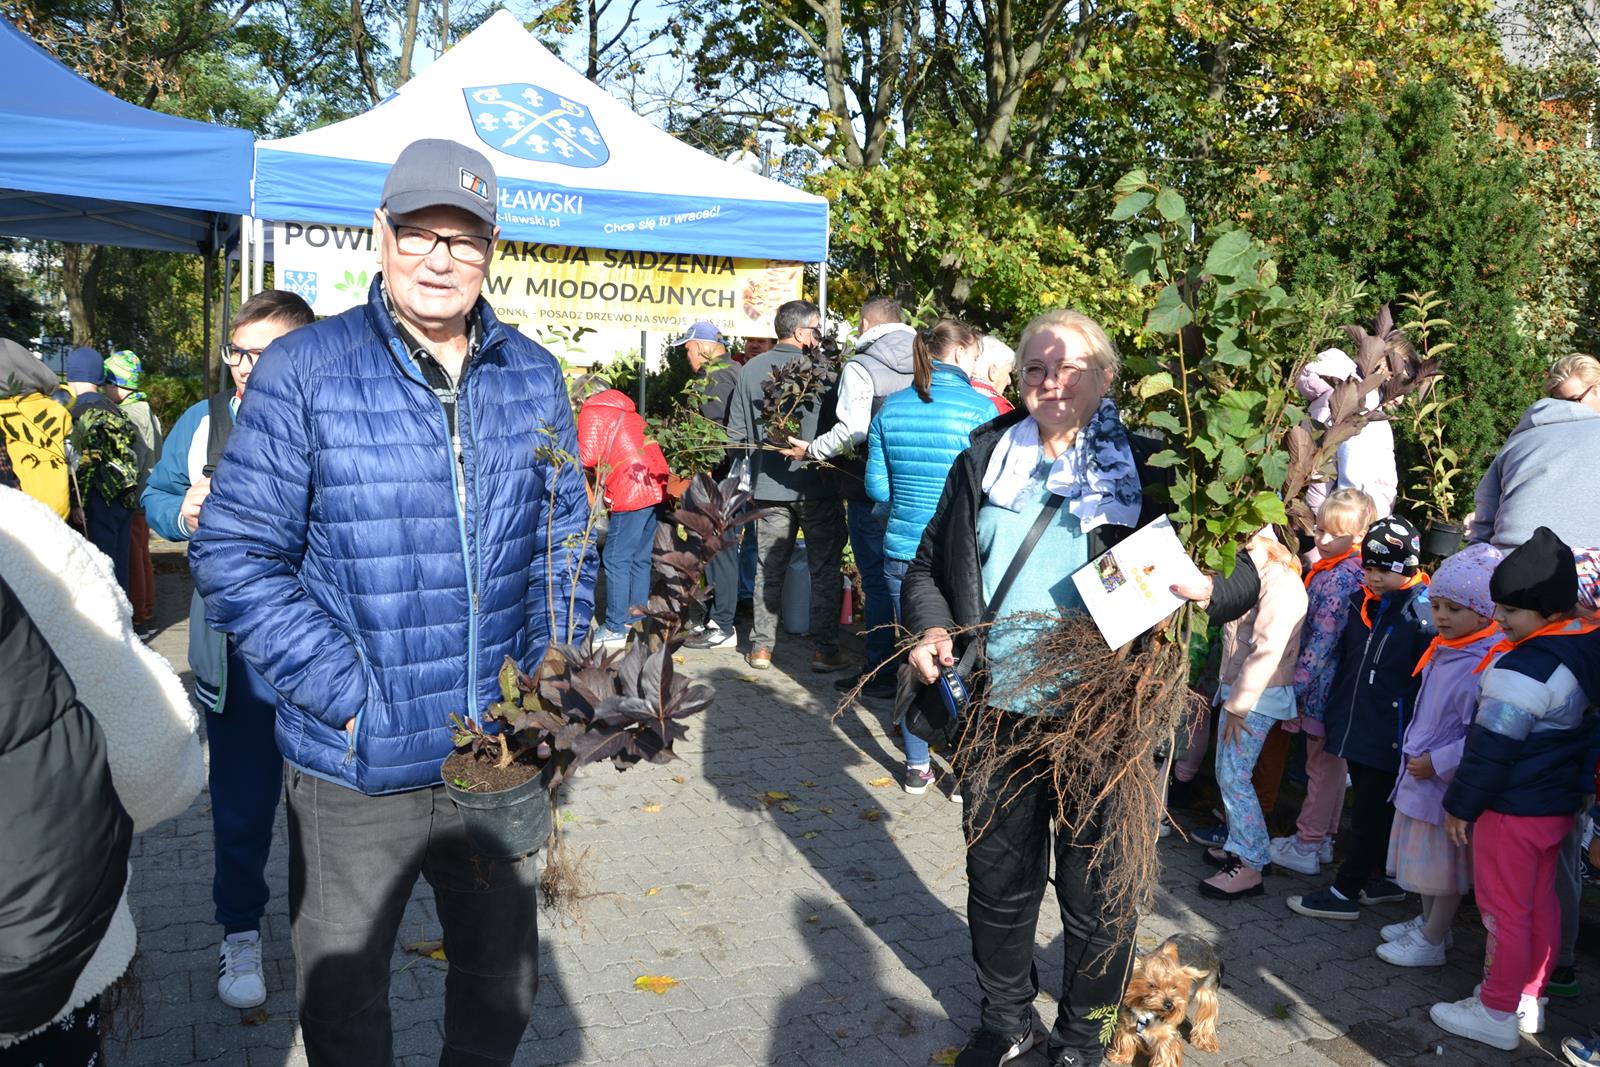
top-left (461, 374), bottom-right (483, 722)
top-left (1338, 616), bottom-right (1381, 755)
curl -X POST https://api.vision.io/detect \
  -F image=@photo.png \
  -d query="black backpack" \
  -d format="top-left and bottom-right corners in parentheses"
top-left (203, 390), bottom-right (234, 477)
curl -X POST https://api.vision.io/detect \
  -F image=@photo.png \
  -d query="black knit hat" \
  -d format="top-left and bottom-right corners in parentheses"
top-left (1491, 526), bottom-right (1578, 617)
top-left (1361, 515), bottom-right (1422, 575)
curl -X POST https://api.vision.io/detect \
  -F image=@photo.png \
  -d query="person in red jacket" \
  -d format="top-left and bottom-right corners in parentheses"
top-left (578, 388), bottom-right (668, 645)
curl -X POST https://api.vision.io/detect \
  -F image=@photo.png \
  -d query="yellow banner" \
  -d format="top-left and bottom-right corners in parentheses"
top-left (272, 223), bottom-right (803, 337)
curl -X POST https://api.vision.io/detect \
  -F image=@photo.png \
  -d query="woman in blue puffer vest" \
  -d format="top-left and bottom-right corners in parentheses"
top-left (867, 318), bottom-right (1002, 794)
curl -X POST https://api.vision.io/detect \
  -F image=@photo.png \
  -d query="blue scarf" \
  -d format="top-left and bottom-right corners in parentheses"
top-left (980, 398), bottom-right (1142, 531)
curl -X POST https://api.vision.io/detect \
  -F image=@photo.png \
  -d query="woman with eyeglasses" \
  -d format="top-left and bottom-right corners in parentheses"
top-left (864, 317), bottom-right (1001, 798)
top-left (1470, 353), bottom-right (1600, 553)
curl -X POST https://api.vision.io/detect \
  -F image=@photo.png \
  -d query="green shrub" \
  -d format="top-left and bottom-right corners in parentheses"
top-left (145, 374), bottom-right (205, 430)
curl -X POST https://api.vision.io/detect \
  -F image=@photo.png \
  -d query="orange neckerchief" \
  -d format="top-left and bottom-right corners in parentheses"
top-left (1304, 547), bottom-right (1357, 589)
top-left (1472, 615), bottom-right (1600, 674)
top-left (1412, 621), bottom-right (1500, 677)
top-left (1360, 572), bottom-right (1429, 629)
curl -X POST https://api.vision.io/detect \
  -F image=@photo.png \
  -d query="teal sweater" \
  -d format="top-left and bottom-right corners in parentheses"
top-left (978, 463), bottom-right (1089, 713)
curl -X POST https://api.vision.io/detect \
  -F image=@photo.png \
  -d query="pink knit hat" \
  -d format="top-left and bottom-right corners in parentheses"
top-left (1431, 542), bottom-right (1503, 619)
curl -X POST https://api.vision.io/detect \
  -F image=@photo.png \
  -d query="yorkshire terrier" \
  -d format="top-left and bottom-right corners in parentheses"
top-left (1107, 934), bottom-right (1223, 1067)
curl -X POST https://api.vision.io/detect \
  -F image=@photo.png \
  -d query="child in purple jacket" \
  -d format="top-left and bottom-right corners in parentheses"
top-left (1377, 543), bottom-right (1503, 968)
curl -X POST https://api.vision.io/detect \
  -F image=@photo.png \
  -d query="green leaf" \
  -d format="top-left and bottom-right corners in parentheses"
top-left (1111, 191), bottom-right (1154, 221)
top-left (1220, 444), bottom-right (1249, 481)
top-left (1113, 169), bottom-right (1148, 196)
top-left (1145, 448), bottom-right (1182, 468)
top-left (1202, 229), bottom-right (1256, 279)
top-left (1123, 242), bottom-right (1157, 287)
top-left (1144, 410), bottom-right (1182, 434)
top-left (1154, 187), bottom-right (1187, 223)
top-left (1135, 371), bottom-right (1176, 399)
top-left (1213, 325), bottom-right (1250, 367)
top-left (1205, 480), bottom-right (1231, 506)
top-left (1146, 284), bottom-right (1193, 334)
top-left (1251, 492), bottom-right (1288, 525)
top-left (1261, 449), bottom-right (1289, 488)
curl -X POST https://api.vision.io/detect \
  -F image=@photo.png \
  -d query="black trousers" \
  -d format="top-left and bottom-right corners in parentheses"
top-left (964, 714), bottom-right (1133, 1061)
top-left (1332, 761), bottom-right (1399, 899)
top-left (285, 768), bottom-right (541, 1067)
top-left (0, 995), bottom-right (101, 1067)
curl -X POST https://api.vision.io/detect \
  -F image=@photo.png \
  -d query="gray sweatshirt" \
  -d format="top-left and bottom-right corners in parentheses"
top-left (1470, 398), bottom-right (1600, 550)
top-left (726, 342), bottom-right (836, 502)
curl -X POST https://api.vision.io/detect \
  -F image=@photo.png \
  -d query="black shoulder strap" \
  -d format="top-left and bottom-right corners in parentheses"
top-left (959, 493), bottom-right (1063, 672)
top-left (203, 391), bottom-right (233, 477)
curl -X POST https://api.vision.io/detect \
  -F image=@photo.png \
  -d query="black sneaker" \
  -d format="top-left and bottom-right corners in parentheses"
top-left (955, 1026), bottom-right (1037, 1067)
top-left (685, 625), bottom-right (734, 649)
top-left (1548, 965), bottom-right (1580, 998)
top-left (1359, 878), bottom-right (1408, 905)
top-left (833, 672), bottom-right (896, 698)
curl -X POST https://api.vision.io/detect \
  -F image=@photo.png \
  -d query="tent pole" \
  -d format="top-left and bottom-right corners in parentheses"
top-left (203, 245), bottom-right (214, 398)
top-left (637, 330), bottom-right (647, 412)
top-left (240, 215), bottom-right (252, 303)
top-left (220, 255), bottom-right (233, 395)
top-left (252, 217), bottom-right (265, 294)
top-left (818, 261), bottom-right (828, 324)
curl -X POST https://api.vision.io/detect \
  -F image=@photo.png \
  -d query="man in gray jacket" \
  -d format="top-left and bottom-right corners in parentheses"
top-left (727, 299), bottom-right (848, 672)
top-left (1470, 354), bottom-right (1600, 551)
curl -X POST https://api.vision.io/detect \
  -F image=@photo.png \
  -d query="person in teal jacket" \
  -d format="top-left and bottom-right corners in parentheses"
top-left (865, 317), bottom-right (998, 795)
top-left (141, 288), bottom-right (315, 1012)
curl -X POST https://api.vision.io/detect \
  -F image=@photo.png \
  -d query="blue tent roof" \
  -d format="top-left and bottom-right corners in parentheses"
top-left (0, 18), bottom-right (252, 253)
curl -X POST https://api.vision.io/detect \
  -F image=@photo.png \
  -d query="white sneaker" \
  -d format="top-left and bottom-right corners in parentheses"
top-left (218, 931), bottom-right (266, 1008)
top-left (1430, 995), bottom-right (1520, 1051)
top-left (1473, 983), bottom-right (1545, 1034)
top-left (1268, 835), bottom-right (1321, 876)
top-left (1381, 914), bottom-right (1425, 942)
top-left (1320, 837), bottom-right (1335, 865)
top-left (1376, 928), bottom-right (1446, 967)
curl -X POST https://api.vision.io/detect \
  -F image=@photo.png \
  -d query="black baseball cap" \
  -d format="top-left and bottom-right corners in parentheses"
top-left (381, 138), bottom-right (498, 228)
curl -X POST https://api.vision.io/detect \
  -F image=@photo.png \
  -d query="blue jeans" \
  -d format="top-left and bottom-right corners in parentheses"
top-left (1216, 709), bottom-right (1275, 870)
top-left (210, 643), bottom-right (284, 933)
top-left (846, 499), bottom-right (892, 670)
top-left (883, 556), bottom-right (928, 767)
top-left (84, 493), bottom-right (132, 594)
top-left (602, 505), bottom-right (657, 633)
top-left (738, 522), bottom-right (757, 601)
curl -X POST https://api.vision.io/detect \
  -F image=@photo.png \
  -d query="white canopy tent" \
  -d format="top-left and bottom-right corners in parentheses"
top-left (249, 10), bottom-right (828, 282)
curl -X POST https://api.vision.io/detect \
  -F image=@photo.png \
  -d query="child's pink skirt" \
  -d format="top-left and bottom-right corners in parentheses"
top-left (1387, 811), bottom-right (1472, 895)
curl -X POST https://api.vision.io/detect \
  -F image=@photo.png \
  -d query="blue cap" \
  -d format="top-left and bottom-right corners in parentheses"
top-left (673, 321), bottom-right (724, 346)
top-left (65, 347), bottom-right (106, 384)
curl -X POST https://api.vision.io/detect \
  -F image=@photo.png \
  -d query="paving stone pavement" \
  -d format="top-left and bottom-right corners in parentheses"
top-left (112, 559), bottom-right (1597, 1066)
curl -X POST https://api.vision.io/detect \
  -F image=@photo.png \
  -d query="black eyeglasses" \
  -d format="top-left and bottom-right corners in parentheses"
top-left (384, 212), bottom-right (494, 265)
top-left (221, 343), bottom-right (267, 366)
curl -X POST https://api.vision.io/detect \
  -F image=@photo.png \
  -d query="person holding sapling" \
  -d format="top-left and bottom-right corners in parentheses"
top-left (190, 139), bottom-right (596, 1067)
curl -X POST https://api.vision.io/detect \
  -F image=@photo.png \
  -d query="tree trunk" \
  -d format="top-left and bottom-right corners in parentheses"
top-left (62, 244), bottom-right (104, 347)
top-left (587, 0), bottom-right (600, 81)
top-left (397, 0), bottom-right (421, 83)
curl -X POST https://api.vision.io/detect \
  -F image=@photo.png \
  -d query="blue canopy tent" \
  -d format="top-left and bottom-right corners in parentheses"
top-left (0, 17), bottom-right (252, 254)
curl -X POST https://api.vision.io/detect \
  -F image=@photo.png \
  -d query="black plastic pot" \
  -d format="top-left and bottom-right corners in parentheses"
top-left (1423, 519), bottom-right (1465, 559)
top-left (444, 770), bottom-right (552, 860)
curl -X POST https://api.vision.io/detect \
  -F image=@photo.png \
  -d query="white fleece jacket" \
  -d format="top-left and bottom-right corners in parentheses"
top-left (0, 486), bottom-right (204, 1046)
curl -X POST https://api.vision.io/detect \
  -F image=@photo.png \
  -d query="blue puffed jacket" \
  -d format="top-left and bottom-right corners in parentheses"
top-left (866, 363), bottom-right (998, 561)
top-left (189, 278), bottom-right (597, 796)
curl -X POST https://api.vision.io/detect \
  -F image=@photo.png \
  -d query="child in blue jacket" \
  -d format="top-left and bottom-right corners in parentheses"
top-left (1288, 515), bottom-right (1436, 921)
top-left (1431, 527), bottom-right (1600, 1052)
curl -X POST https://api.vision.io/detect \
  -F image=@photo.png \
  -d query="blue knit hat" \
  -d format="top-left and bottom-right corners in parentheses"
top-left (65, 347), bottom-right (105, 384)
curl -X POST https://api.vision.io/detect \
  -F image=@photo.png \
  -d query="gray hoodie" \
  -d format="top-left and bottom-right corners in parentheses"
top-left (1470, 398), bottom-right (1600, 550)
top-left (0, 338), bottom-right (60, 397)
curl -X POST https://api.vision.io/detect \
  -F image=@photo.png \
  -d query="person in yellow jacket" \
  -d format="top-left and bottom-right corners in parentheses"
top-left (0, 338), bottom-right (71, 519)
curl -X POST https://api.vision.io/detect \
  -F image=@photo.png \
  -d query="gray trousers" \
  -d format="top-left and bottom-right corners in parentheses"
top-left (1557, 803), bottom-right (1588, 968)
top-left (704, 533), bottom-right (743, 632)
top-left (285, 768), bottom-right (541, 1067)
top-left (749, 497), bottom-right (845, 653)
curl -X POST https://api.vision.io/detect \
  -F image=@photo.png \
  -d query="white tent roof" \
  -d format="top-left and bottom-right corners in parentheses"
top-left (253, 10), bottom-right (827, 261)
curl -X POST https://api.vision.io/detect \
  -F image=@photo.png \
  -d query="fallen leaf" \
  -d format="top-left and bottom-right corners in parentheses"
top-left (860, 809), bottom-right (883, 822)
top-left (763, 790), bottom-right (791, 803)
top-left (402, 939), bottom-right (447, 962)
top-left (645, 886), bottom-right (661, 896)
top-left (634, 975), bottom-right (679, 995)
top-left (930, 1046), bottom-right (961, 1065)
top-left (802, 779), bottom-right (817, 788)
top-left (820, 807), bottom-right (834, 815)
top-left (867, 776), bottom-right (894, 788)
top-left (1272, 1002), bottom-right (1291, 1020)
top-left (779, 801), bottom-right (801, 814)
top-left (241, 1006), bottom-right (269, 1026)
top-left (641, 802), bottom-right (663, 813)
top-left (803, 831), bottom-right (818, 840)
top-left (672, 656), bottom-right (686, 665)
top-left (673, 775), bottom-right (687, 784)
top-left (806, 914), bottom-right (820, 924)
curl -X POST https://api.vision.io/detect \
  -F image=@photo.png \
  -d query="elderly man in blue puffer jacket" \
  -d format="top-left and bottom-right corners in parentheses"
top-left (190, 139), bottom-right (596, 1067)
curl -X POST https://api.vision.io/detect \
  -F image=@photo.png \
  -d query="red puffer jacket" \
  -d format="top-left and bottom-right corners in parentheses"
top-left (576, 390), bottom-right (668, 513)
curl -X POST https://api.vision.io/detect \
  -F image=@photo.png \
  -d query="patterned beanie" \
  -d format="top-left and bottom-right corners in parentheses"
top-left (104, 350), bottom-right (143, 389)
top-left (1430, 542), bottom-right (1503, 618)
top-left (1361, 515), bottom-right (1422, 575)
top-left (1576, 547), bottom-right (1600, 612)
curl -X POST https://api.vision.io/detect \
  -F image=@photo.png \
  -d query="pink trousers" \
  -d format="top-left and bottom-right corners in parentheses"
top-left (1474, 810), bottom-right (1572, 1012)
top-left (1293, 733), bottom-right (1346, 847)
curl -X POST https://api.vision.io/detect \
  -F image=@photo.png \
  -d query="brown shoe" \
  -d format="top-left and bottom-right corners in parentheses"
top-left (747, 647), bottom-right (772, 670)
top-left (810, 648), bottom-right (853, 674)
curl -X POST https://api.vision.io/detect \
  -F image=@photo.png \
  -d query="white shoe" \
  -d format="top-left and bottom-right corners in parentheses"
top-left (218, 931), bottom-right (267, 1009)
top-left (1430, 995), bottom-right (1520, 1051)
top-left (1320, 837), bottom-right (1335, 865)
top-left (1381, 915), bottom-right (1425, 942)
top-left (1268, 835), bottom-right (1321, 876)
top-left (1376, 928), bottom-right (1446, 967)
top-left (1473, 984), bottom-right (1545, 1034)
